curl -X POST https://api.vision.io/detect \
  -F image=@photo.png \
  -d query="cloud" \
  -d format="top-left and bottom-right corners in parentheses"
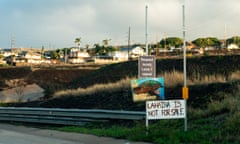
top-left (0, 0), bottom-right (240, 48)
top-left (185, 0), bottom-right (240, 40)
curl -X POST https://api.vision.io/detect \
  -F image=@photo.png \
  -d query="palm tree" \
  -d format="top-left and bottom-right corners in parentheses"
top-left (102, 39), bottom-right (111, 47)
top-left (85, 44), bottom-right (90, 52)
top-left (74, 37), bottom-right (81, 50)
top-left (41, 46), bottom-right (44, 60)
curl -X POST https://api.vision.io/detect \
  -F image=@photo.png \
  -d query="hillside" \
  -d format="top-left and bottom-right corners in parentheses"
top-left (2, 55), bottom-right (240, 143)
top-left (2, 55), bottom-right (240, 111)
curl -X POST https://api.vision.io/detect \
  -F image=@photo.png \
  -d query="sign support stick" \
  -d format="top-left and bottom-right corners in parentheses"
top-left (182, 1), bottom-right (188, 131)
top-left (146, 111), bottom-right (149, 135)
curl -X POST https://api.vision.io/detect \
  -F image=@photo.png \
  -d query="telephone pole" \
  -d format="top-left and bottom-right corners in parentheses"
top-left (181, 0), bottom-right (188, 132)
top-left (224, 24), bottom-right (227, 48)
top-left (145, 4), bottom-right (148, 55)
top-left (164, 32), bottom-right (167, 57)
top-left (11, 33), bottom-right (15, 66)
top-left (128, 27), bottom-right (131, 60)
top-left (155, 33), bottom-right (159, 56)
top-left (11, 33), bottom-right (14, 50)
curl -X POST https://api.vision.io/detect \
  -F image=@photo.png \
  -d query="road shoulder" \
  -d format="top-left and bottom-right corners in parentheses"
top-left (0, 123), bottom-right (152, 144)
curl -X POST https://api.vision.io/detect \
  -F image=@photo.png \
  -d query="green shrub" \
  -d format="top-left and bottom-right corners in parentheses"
top-left (188, 107), bottom-right (205, 119)
top-left (217, 112), bottom-right (240, 143)
top-left (206, 94), bottom-right (240, 116)
top-left (0, 103), bottom-right (8, 107)
top-left (207, 100), bottom-right (226, 115)
top-left (225, 112), bottom-right (240, 134)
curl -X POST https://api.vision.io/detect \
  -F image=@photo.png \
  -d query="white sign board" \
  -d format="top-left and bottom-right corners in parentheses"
top-left (146, 100), bottom-right (186, 120)
top-left (138, 55), bottom-right (156, 78)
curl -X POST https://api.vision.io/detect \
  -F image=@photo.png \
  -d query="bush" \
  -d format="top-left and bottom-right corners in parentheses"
top-left (225, 112), bottom-right (240, 134)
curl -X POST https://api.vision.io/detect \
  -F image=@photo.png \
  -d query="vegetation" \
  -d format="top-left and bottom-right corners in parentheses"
top-left (2, 55), bottom-right (240, 143)
top-left (31, 35), bottom-right (240, 61)
top-left (94, 42), bottom-right (117, 55)
top-left (192, 37), bottom-right (221, 48)
top-left (53, 85), bottom-right (240, 144)
top-left (157, 36), bottom-right (240, 49)
top-left (74, 37), bottom-right (81, 49)
top-left (227, 36), bottom-right (240, 47)
top-left (159, 37), bottom-right (183, 48)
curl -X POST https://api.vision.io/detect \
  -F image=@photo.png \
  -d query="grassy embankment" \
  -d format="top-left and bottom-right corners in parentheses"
top-left (48, 55), bottom-right (240, 143)
top-left (3, 55), bottom-right (240, 143)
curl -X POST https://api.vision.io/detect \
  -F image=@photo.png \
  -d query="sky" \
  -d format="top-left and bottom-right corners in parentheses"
top-left (0, 0), bottom-right (240, 49)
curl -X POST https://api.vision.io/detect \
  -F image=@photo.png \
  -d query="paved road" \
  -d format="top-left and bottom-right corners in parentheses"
top-left (0, 123), bottom-right (152, 144)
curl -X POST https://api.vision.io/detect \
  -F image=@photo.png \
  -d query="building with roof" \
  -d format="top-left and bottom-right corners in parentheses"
top-left (108, 45), bottom-right (145, 60)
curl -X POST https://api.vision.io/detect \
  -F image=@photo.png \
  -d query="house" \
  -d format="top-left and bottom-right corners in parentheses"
top-left (227, 44), bottom-right (239, 50)
top-left (186, 42), bottom-right (197, 50)
top-left (109, 45), bottom-right (145, 60)
top-left (18, 51), bottom-right (43, 64)
top-left (0, 49), bottom-right (17, 57)
top-left (68, 47), bottom-right (91, 63)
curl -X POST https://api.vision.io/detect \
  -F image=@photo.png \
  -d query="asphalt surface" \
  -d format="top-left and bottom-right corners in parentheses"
top-left (0, 123), bottom-right (152, 144)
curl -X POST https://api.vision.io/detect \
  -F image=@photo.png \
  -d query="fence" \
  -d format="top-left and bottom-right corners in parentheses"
top-left (0, 107), bottom-right (145, 126)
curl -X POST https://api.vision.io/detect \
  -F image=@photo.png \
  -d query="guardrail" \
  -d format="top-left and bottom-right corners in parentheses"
top-left (0, 107), bottom-right (146, 126)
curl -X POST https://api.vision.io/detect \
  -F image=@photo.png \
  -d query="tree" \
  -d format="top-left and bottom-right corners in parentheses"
top-left (51, 50), bottom-right (60, 59)
top-left (6, 79), bottom-right (26, 102)
top-left (94, 43), bottom-right (102, 55)
top-left (14, 80), bottom-right (26, 102)
top-left (192, 37), bottom-right (221, 48)
top-left (227, 36), bottom-right (240, 47)
top-left (159, 37), bottom-right (183, 48)
top-left (74, 37), bottom-right (81, 49)
top-left (93, 42), bottom-right (116, 56)
top-left (102, 39), bottom-right (111, 47)
top-left (41, 46), bottom-right (44, 59)
top-left (192, 38), bottom-right (207, 47)
top-left (85, 44), bottom-right (90, 52)
top-left (208, 37), bottom-right (221, 48)
top-left (0, 54), bottom-right (4, 59)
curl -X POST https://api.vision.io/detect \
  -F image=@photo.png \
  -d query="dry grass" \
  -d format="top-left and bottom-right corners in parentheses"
top-left (158, 70), bottom-right (183, 87)
top-left (54, 70), bottom-right (240, 98)
top-left (54, 77), bottom-right (131, 97)
top-left (160, 70), bottom-right (240, 87)
top-left (229, 71), bottom-right (240, 80)
top-left (190, 93), bottom-right (240, 118)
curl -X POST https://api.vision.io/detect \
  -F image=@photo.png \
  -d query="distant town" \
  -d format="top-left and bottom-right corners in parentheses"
top-left (1, 36), bottom-right (240, 66)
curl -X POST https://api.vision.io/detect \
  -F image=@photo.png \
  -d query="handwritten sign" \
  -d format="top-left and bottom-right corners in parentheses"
top-left (146, 100), bottom-right (185, 120)
top-left (138, 55), bottom-right (156, 78)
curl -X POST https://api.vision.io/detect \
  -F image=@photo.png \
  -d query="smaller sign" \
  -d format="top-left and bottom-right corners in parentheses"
top-left (146, 100), bottom-right (186, 120)
top-left (131, 78), bottom-right (164, 102)
top-left (138, 55), bottom-right (156, 78)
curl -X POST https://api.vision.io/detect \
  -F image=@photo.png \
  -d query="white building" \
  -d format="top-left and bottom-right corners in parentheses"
top-left (18, 52), bottom-right (43, 64)
top-left (68, 48), bottom-right (90, 63)
top-left (109, 45), bottom-right (145, 60)
top-left (227, 44), bottom-right (239, 50)
top-left (0, 49), bottom-right (17, 57)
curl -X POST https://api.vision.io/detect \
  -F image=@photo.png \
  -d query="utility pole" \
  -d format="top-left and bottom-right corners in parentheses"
top-left (155, 33), bottom-right (158, 57)
top-left (49, 42), bottom-right (51, 50)
top-left (65, 48), bottom-right (67, 64)
top-left (181, 0), bottom-right (188, 132)
top-left (224, 24), bottom-right (227, 48)
top-left (11, 33), bottom-right (14, 50)
top-left (164, 32), bottom-right (167, 57)
top-left (128, 27), bottom-right (131, 60)
top-left (145, 4), bottom-right (148, 55)
top-left (11, 33), bottom-right (15, 66)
